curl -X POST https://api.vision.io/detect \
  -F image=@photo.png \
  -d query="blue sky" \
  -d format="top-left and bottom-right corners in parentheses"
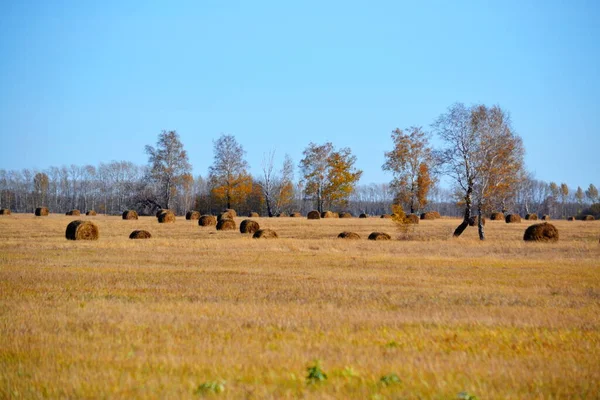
top-left (1, 0), bottom-right (599, 189)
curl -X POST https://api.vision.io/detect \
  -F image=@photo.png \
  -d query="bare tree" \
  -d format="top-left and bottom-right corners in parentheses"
top-left (145, 130), bottom-right (192, 210)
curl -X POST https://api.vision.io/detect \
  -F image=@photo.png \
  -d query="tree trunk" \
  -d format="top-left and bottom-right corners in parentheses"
top-left (265, 195), bottom-right (273, 217)
top-left (477, 203), bottom-right (485, 241)
top-left (453, 187), bottom-right (472, 237)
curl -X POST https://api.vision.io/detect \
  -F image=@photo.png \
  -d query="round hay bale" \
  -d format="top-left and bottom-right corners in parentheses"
top-left (86, 210), bottom-right (97, 216)
top-left (66, 209), bottom-right (81, 216)
top-left (321, 211), bottom-right (334, 218)
top-left (338, 231), bottom-right (360, 239)
top-left (359, 213), bottom-right (368, 218)
top-left (368, 232), bottom-right (391, 241)
top-left (431, 211), bottom-right (441, 219)
top-left (567, 216), bottom-right (576, 221)
top-left (129, 230), bottom-right (152, 239)
top-left (468, 216), bottom-right (486, 226)
top-left (199, 215), bottom-right (217, 226)
top-left (158, 210), bottom-right (176, 223)
top-left (581, 215), bottom-right (595, 221)
top-left (339, 212), bottom-right (353, 218)
top-left (240, 219), bottom-right (260, 234)
top-left (290, 212), bottom-right (303, 218)
top-left (216, 218), bottom-right (236, 231)
top-left (490, 212), bottom-right (504, 221)
top-left (523, 222), bottom-right (559, 242)
top-left (248, 212), bottom-right (260, 218)
top-left (65, 220), bottom-right (99, 241)
top-left (253, 228), bottom-right (278, 239)
top-left (218, 209), bottom-right (236, 221)
top-left (35, 207), bottom-right (49, 216)
top-left (277, 212), bottom-right (288, 217)
top-left (307, 210), bottom-right (321, 220)
top-left (405, 214), bottom-right (420, 224)
top-left (420, 212), bottom-right (437, 220)
top-left (0, 209), bottom-right (11, 215)
top-left (525, 213), bottom-right (538, 221)
top-left (380, 214), bottom-right (392, 219)
top-left (332, 212), bottom-right (340, 218)
top-left (156, 209), bottom-right (168, 218)
top-left (186, 211), bottom-right (200, 220)
top-left (122, 210), bottom-right (138, 220)
top-left (541, 215), bottom-right (550, 221)
top-left (505, 214), bottom-right (521, 223)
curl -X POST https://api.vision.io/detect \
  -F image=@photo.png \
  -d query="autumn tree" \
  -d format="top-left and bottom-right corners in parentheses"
top-left (300, 142), bottom-right (362, 212)
top-left (434, 103), bottom-right (524, 240)
top-left (585, 184), bottom-right (598, 203)
top-left (382, 127), bottom-right (434, 214)
top-left (145, 130), bottom-right (192, 210)
top-left (575, 186), bottom-right (584, 212)
top-left (33, 172), bottom-right (49, 208)
top-left (209, 134), bottom-right (252, 210)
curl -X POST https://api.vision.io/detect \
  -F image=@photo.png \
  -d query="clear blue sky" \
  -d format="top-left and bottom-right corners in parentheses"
top-left (1, 0), bottom-right (599, 189)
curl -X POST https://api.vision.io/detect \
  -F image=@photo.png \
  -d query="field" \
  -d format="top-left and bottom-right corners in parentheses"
top-left (1, 213), bottom-right (599, 399)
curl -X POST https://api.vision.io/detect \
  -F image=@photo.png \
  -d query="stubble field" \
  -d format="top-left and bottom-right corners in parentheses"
top-left (1, 213), bottom-right (599, 399)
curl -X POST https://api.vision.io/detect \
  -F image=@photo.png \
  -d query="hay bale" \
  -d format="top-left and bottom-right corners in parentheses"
top-left (405, 214), bottom-right (420, 224)
top-left (240, 219), bottom-right (260, 234)
top-left (523, 222), bottom-right (559, 242)
top-left (321, 211), bottom-right (334, 218)
top-left (338, 231), bottom-right (361, 239)
top-left (567, 216), bottom-right (576, 221)
top-left (307, 210), bottom-right (321, 219)
top-left (290, 212), bottom-right (303, 218)
top-left (339, 212), bottom-right (353, 218)
top-left (216, 218), bottom-right (236, 231)
top-left (380, 214), bottom-right (392, 219)
top-left (66, 209), bottom-right (81, 216)
top-left (505, 214), bottom-right (521, 223)
top-left (186, 211), bottom-right (200, 220)
top-left (35, 207), bottom-right (49, 216)
top-left (431, 211), bottom-right (441, 219)
top-left (368, 232), bottom-right (391, 241)
top-left (541, 215), bottom-right (550, 221)
top-left (253, 228), bottom-right (278, 239)
top-left (277, 212), bottom-right (288, 217)
top-left (199, 215), bottom-right (217, 226)
top-left (581, 215), bottom-right (595, 221)
top-left (359, 213), bottom-right (368, 218)
top-left (218, 209), bottom-right (236, 221)
top-left (420, 212), bottom-right (437, 220)
top-left (0, 209), bottom-right (11, 215)
top-left (332, 212), bottom-right (340, 218)
top-left (156, 209), bottom-right (168, 218)
top-left (129, 230), bottom-right (152, 239)
top-left (468, 216), bottom-right (486, 226)
top-left (525, 213), bottom-right (538, 221)
top-left (248, 212), bottom-right (260, 218)
top-left (490, 212), bottom-right (504, 220)
top-left (122, 210), bottom-right (138, 220)
top-left (158, 210), bottom-right (176, 223)
top-left (65, 220), bottom-right (99, 241)
top-left (86, 210), bottom-right (97, 216)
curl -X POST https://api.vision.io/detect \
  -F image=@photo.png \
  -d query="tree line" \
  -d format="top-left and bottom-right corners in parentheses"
top-left (1, 103), bottom-right (598, 239)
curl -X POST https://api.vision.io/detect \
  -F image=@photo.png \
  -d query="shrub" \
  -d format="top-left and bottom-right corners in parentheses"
top-left (306, 361), bottom-right (327, 384)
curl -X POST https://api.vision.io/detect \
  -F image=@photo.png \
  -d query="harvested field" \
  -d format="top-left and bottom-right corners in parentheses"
top-left (0, 215), bottom-right (599, 399)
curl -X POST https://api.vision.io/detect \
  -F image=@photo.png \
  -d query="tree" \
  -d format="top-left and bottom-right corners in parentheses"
top-left (585, 184), bottom-right (598, 203)
top-left (382, 127), bottom-right (434, 214)
top-left (300, 142), bottom-right (362, 212)
top-left (209, 134), bottom-right (251, 210)
top-left (559, 183), bottom-right (569, 217)
top-left (33, 172), bottom-right (49, 208)
top-left (434, 103), bottom-right (524, 240)
top-left (575, 186), bottom-right (584, 212)
top-left (145, 130), bottom-right (192, 210)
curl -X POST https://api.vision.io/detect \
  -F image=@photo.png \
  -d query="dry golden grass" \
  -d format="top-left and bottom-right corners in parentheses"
top-left (1, 214), bottom-right (599, 399)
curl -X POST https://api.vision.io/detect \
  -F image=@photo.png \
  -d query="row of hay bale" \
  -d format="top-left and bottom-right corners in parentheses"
top-left (61, 218), bottom-right (561, 243)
